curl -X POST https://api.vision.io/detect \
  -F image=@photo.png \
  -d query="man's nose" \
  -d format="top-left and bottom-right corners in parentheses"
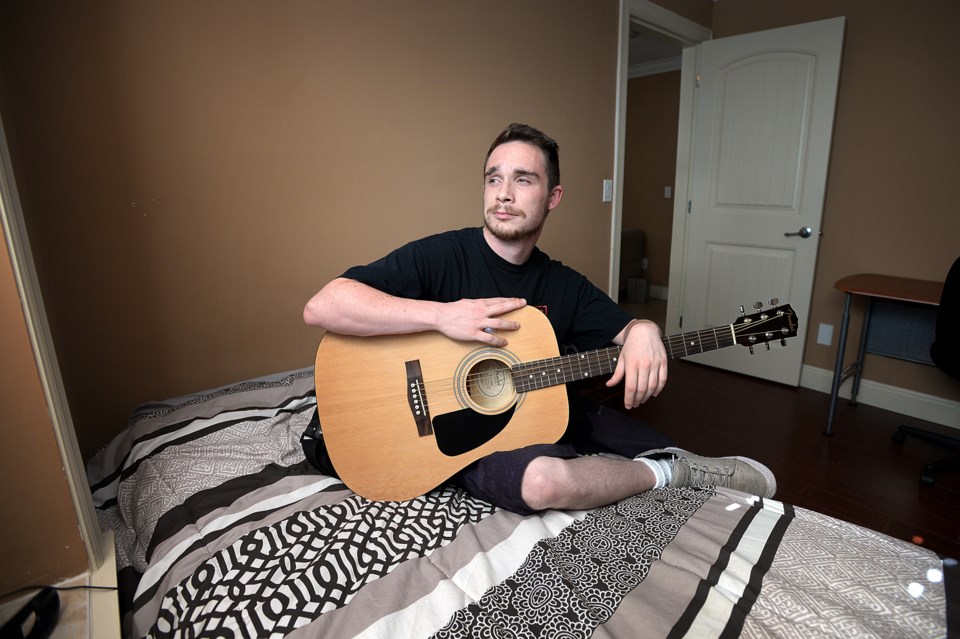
top-left (497, 183), bottom-right (514, 202)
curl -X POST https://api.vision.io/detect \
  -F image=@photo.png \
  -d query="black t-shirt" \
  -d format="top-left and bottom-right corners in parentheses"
top-left (341, 227), bottom-right (633, 353)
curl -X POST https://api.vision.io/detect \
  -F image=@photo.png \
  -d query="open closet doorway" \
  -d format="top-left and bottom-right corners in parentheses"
top-left (618, 22), bottom-right (687, 329)
top-left (612, 1), bottom-right (711, 327)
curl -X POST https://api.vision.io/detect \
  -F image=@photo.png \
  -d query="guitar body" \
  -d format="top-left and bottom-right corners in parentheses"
top-left (314, 306), bottom-right (568, 501)
top-left (314, 300), bottom-right (798, 501)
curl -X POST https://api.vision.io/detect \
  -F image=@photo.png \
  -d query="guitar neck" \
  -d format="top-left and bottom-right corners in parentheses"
top-left (511, 324), bottom-right (735, 393)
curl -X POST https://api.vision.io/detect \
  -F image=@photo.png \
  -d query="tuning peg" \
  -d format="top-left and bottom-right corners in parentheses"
top-left (780, 338), bottom-right (787, 347)
top-left (739, 305), bottom-right (746, 317)
top-left (753, 301), bottom-right (763, 310)
top-left (748, 345), bottom-right (755, 355)
top-left (770, 297), bottom-right (779, 306)
top-left (765, 342), bottom-right (771, 351)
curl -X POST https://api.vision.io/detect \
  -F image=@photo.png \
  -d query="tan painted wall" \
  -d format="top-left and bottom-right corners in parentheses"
top-left (713, 0), bottom-right (960, 402)
top-left (0, 1), bottom-right (621, 459)
top-left (0, 225), bottom-right (87, 594)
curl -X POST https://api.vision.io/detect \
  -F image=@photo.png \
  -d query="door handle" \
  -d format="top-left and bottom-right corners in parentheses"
top-left (785, 226), bottom-right (813, 238)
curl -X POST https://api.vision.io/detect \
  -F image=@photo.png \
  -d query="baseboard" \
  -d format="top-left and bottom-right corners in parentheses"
top-left (91, 529), bottom-right (121, 638)
top-left (801, 365), bottom-right (960, 431)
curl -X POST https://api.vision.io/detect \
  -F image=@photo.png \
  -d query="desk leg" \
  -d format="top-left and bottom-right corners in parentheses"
top-left (826, 293), bottom-right (853, 435)
top-left (849, 297), bottom-right (873, 405)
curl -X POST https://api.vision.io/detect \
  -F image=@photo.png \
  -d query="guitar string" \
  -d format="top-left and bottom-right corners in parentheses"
top-left (415, 311), bottom-right (793, 402)
top-left (412, 315), bottom-right (786, 396)
top-left (417, 311), bottom-right (792, 389)
top-left (342, 312), bottom-right (795, 426)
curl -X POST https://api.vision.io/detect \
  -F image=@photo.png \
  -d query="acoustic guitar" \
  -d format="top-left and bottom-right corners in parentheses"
top-left (314, 302), bottom-right (797, 501)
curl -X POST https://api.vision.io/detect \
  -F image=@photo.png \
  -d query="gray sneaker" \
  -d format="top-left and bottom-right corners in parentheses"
top-left (639, 447), bottom-right (777, 498)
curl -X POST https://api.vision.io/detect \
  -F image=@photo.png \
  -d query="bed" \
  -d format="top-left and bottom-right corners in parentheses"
top-left (87, 367), bottom-right (951, 638)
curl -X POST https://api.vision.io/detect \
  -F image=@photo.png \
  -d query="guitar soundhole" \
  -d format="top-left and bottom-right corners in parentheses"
top-left (467, 359), bottom-right (514, 411)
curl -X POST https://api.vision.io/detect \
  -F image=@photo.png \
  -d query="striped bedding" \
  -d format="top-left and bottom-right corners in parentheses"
top-left (87, 368), bottom-right (948, 638)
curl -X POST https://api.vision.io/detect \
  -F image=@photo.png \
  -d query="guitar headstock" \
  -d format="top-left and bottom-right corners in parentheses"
top-left (732, 300), bottom-right (798, 354)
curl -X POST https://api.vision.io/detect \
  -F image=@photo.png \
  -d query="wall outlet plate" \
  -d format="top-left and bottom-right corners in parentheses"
top-left (817, 323), bottom-right (834, 346)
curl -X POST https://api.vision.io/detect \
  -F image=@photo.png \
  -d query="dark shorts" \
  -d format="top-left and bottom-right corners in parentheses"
top-left (454, 399), bottom-right (675, 515)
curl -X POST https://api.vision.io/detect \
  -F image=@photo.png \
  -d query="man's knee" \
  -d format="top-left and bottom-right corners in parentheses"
top-left (520, 456), bottom-right (573, 511)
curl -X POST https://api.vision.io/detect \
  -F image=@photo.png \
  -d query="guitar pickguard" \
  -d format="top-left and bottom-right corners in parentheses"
top-left (433, 406), bottom-right (516, 457)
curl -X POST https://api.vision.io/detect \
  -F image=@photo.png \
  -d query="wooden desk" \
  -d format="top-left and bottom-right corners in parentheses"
top-left (826, 273), bottom-right (943, 435)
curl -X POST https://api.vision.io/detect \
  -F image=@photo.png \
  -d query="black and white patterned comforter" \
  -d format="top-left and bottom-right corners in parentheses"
top-left (87, 368), bottom-right (948, 638)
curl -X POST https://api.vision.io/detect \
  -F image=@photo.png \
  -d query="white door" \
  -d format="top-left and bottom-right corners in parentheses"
top-left (668, 17), bottom-right (845, 385)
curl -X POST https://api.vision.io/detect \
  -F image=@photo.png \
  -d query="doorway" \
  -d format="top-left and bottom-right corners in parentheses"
top-left (618, 22), bottom-right (686, 329)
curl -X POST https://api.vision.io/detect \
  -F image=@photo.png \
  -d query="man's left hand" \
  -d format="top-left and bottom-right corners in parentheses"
top-left (607, 319), bottom-right (667, 409)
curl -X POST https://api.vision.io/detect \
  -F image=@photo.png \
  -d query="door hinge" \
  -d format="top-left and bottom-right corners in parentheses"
top-left (695, 73), bottom-right (701, 88)
top-left (679, 315), bottom-right (683, 329)
top-left (687, 200), bottom-right (692, 214)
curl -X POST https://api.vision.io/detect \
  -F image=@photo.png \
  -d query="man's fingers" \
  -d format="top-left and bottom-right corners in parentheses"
top-left (653, 362), bottom-right (668, 396)
top-left (632, 363), bottom-right (667, 408)
top-left (480, 297), bottom-right (524, 305)
top-left (486, 319), bottom-right (521, 332)
top-left (479, 321), bottom-right (519, 346)
top-left (481, 297), bottom-right (527, 315)
top-left (606, 355), bottom-right (667, 409)
top-left (482, 333), bottom-right (510, 347)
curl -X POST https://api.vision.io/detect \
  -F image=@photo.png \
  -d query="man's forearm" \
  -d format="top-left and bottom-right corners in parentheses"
top-left (302, 277), bottom-right (440, 336)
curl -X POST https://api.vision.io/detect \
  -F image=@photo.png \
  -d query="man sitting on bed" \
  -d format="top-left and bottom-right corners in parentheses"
top-left (302, 122), bottom-right (776, 515)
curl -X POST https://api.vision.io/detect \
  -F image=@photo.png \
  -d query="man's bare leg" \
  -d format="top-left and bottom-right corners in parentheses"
top-left (520, 450), bottom-right (777, 512)
top-left (520, 456), bottom-right (657, 511)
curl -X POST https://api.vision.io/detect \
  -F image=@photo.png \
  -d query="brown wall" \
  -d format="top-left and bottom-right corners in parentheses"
top-left (0, 228), bottom-right (87, 593)
top-left (0, 1), bottom-right (622, 459)
top-left (622, 71), bottom-right (681, 290)
top-left (713, 0), bottom-right (960, 402)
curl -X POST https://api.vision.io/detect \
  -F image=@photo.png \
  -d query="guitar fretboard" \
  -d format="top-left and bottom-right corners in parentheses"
top-left (511, 324), bottom-right (736, 393)
top-left (662, 325), bottom-right (737, 359)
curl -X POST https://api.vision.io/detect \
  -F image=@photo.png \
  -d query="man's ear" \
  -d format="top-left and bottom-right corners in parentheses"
top-left (547, 185), bottom-right (564, 211)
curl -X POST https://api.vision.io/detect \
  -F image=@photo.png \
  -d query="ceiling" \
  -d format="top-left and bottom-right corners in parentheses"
top-left (628, 22), bottom-right (683, 74)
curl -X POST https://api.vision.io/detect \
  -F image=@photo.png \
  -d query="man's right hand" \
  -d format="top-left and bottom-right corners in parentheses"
top-left (436, 297), bottom-right (526, 346)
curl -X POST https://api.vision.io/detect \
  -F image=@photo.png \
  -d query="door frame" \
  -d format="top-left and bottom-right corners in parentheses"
top-left (0, 115), bottom-right (107, 570)
top-left (610, 0), bottom-right (711, 305)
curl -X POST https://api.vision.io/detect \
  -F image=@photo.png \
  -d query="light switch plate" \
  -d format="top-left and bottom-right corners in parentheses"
top-left (602, 179), bottom-right (613, 202)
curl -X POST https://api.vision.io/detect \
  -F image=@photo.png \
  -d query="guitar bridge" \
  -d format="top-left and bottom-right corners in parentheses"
top-left (405, 360), bottom-right (432, 437)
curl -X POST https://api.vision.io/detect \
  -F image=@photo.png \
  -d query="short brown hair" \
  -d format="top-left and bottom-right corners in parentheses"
top-left (485, 123), bottom-right (560, 191)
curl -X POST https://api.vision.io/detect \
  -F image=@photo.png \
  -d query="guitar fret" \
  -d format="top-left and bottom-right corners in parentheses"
top-left (663, 325), bottom-right (737, 359)
top-left (702, 327), bottom-right (715, 352)
top-left (512, 346), bottom-right (622, 393)
top-left (510, 304), bottom-right (796, 392)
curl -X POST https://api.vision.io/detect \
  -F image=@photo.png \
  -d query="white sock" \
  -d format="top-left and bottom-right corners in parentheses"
top-left (636, 457), bottom-right (673, 488)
